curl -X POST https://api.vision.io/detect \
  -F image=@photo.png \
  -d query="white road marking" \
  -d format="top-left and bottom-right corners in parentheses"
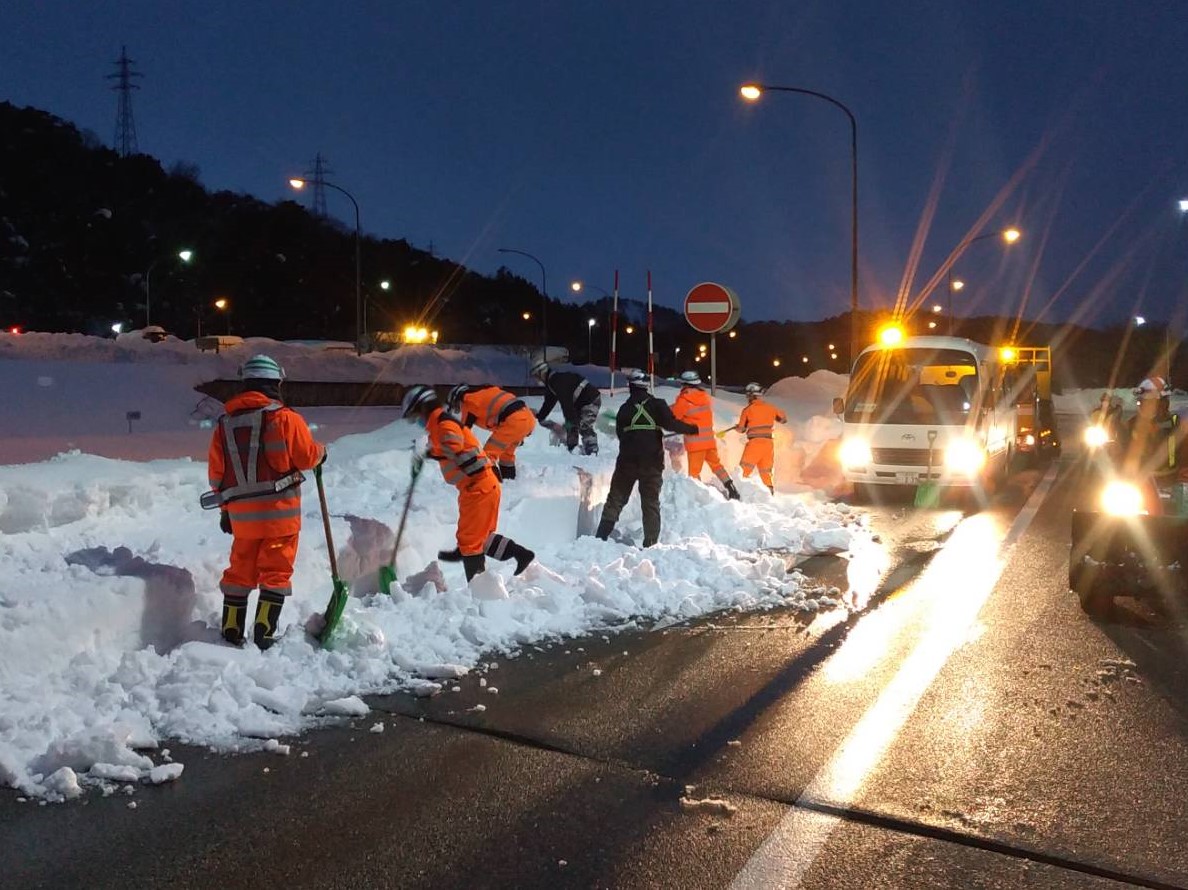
top-left (731, 463), bottom-right (1061, 888)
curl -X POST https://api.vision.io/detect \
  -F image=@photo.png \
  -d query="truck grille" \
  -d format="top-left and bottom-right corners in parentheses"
top-left (870, 447), bottom-right (931, 466)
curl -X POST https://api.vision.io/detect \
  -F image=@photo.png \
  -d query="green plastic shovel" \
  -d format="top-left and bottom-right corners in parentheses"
top-left (313, 464), bottom-right (350, 646)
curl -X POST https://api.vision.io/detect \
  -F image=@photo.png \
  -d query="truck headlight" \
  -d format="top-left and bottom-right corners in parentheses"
top-left (1083, 425), bottom-right (1108, 448)
top-left (944, 439), bottom-right (985, 475)
top-left (839, 438), bottom-right (872, 469)
top-left (1101, 480), bottom-right (1145, 516)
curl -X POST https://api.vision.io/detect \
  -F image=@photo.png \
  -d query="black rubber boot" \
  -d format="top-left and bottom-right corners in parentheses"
top-left (463, 554), bottom-right (486, 582)
top-left (221, 593), bottom-right (248, 646)
top-left (437, 547), bottom-right (463, 563)
top-left (595, 519), bottom-right (614, 541)
top-left (499, 463), bottom-right (516, 481)
top-left (253, 589), bottom-right (286, 650)
top-left (724, 479), bottom-right (741, 501)
top-left (487, 534), bottom-right (535, 575)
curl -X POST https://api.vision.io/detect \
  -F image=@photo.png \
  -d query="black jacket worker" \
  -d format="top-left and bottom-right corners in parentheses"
top-left (595, 370), bottom-right (698, 547)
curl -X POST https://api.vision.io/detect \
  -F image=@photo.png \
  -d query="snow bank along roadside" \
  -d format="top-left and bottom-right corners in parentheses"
top-left (0, 385), bottom-right (867, 801)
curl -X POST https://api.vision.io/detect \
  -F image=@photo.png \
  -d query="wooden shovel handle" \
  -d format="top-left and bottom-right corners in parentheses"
top-left (315, 465), bottom-right (339, 579)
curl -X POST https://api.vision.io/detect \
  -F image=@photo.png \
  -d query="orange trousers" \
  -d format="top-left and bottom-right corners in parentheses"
top-left (687, 447), bottom-right (730, 484)
top-left (457, 475), bottom-right (501, 556)
top-left (220, 534), bottom-right (300, 597)
top-left (740, 438), bottom-right (775, 488)
top-left (482, 410), bottom-right (536, 471)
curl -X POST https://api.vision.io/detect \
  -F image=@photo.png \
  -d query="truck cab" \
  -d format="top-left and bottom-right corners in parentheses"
top-left (834, 334), bottom-right (1025, 494)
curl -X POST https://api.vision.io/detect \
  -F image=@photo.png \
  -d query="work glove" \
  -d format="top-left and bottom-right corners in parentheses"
top-left (219, 510), bottom-right (232, 535)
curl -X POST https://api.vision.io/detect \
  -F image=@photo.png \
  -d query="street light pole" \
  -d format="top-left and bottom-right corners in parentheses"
top-left (587, 318), bottom-right (596, 364)
top-left (940, 228), bottom-right (1020, 335)
top-left (741, 83), bottom-right (858, 364)
top-left (290, 178), bottom-right (362, 353)
top-left (499, 248), bottom-right (548, 361)
top-left (144, 249), bottom-right (193, 329)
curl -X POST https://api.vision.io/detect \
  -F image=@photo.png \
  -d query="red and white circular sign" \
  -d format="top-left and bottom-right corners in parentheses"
top-left (684, 282), bottom-right (741, 335)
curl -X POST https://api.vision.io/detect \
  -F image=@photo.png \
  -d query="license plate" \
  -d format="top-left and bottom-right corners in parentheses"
top-left (896, 472), bottom-right (919, 484)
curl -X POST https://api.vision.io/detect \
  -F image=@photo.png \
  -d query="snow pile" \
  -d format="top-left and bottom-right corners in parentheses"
top-left (0, 330), bottom-right (540, 385)
top-left (0, 338), bottom-right (871, 800)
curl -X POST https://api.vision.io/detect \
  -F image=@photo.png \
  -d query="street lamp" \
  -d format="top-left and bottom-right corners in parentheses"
top-left (499, 247), bottom-right (548, 359)
top-left (144, 248), bottom-right (194, 328)
top-left (741, 81), bottom-right (859, 361)
top-left (587, 317), bottom-right (596, 364)
top-left (290, 177), bottom-right (363, 353)
top-left (380, 280), bottom-right (391, 291)
top-left (944, 228), bottom-right (1021, 334)
top-left (674, 345), bottom-right (681, 375)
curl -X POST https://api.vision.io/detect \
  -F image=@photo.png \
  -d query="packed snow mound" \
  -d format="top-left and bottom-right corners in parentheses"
top-left (0, 330), bottom-right (541, 385)
top-left (0, 399), bottom-right (869, 800)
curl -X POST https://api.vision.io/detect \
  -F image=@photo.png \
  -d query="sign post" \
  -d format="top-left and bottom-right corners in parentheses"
top-left (683, 282), bottom-right (741, 396)
top-left (610, 269), bottom-right (619, 396)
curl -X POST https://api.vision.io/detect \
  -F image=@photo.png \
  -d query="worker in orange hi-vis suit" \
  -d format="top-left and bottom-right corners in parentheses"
top-left (728, 382), bottom-right (788, 494)
top-left (206, 354), bottom-right (325, 649)
top-left (671, 370), bottom-right (740, 500)
top-left (401, 385), bottom-right (535, 583)
top-left (446, 384), bottom-right (537, 481)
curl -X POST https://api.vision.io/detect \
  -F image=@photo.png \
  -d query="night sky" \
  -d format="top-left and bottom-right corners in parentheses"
top-left (3, 0), bottom-right (1187, 326)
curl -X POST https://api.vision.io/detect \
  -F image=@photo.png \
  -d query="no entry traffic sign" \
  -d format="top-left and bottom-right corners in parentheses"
top-left (684, 282), bottom-right (741, 335)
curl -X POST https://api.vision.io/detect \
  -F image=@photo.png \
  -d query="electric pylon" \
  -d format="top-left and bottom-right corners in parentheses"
top-left (304, 153), bottom-right (332, 218)
top-left (108, 46), bottom-right (142, 157)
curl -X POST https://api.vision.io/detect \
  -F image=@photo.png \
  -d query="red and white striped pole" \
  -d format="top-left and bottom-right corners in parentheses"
top-left (610, 269), bottom-right (619, 396)
top-left (646, 270), bottom-right (655, 390)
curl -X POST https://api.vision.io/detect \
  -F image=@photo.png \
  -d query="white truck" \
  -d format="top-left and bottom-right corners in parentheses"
top-left (834, 334), bottom-right (1036, 497)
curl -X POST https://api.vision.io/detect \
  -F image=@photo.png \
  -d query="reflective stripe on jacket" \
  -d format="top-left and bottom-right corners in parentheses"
top-left (207, 391), bottom-right (325, 538)
top-left (427, 407), bottom-right (495, 488)
top-left (738, 399), bottom-right (786, 440)
top-left (672, 387), bottom-right (716, 451)
top-left (460, 386), bottom-right (528, 431)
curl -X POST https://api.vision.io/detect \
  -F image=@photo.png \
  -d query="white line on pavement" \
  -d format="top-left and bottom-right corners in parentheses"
top-left (730, 463), bottom-right (1061, 889)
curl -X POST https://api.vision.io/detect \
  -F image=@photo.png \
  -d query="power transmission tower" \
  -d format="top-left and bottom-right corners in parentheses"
top-left (107, 46), bottom-right (142, 157)
top-left (304, 153), bottom-right (332, 218)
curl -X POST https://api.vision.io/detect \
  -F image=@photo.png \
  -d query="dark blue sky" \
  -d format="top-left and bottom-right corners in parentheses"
top-left (3, 0), bottom-right (1188, 326)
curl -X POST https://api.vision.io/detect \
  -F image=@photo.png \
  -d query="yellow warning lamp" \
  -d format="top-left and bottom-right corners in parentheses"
top-left (877, 324), bottom-right (905, 347)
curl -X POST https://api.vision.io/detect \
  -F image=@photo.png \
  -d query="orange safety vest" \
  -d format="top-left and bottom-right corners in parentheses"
top-left (672, 386), bottom-right (716, 452)
top-left (207, 391), bottom-right (324, 538)
top-left (459, 386), bottom-right (528, 431)
top-left (427, 407), bottom-right (495, 488)
top-left (738, 399), bottom-right (786, 440)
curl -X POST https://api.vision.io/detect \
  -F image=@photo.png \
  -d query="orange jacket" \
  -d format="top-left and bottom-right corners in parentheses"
top-left (427, 407), bottom-right (496, 489)
top-left (457, 386), bottom-right (529, 431)
top-left (671, 386), bottom-right (717, 452)
top-left (738, 399), bottom-right (786, 440)
top-left (207, 391), bottom-right (325, 538)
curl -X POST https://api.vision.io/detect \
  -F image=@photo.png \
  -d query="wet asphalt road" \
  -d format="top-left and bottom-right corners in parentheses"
top-left (5, 439), bottom-right (1188, 889)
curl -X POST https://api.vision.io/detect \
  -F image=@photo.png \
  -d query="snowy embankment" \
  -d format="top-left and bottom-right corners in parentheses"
top-left (0, 333), bottom-right (863, 801)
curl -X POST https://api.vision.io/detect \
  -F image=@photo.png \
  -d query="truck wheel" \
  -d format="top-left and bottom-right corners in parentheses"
top-left (1070, 558), bottom-right (1113, 617)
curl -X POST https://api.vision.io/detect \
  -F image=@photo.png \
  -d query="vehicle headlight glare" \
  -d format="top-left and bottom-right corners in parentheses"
top-left (1101, 480), bottom-right (1145, 516)
top-left (839, 438), bottom-right (872, 469)
top-left (944, 439), bottom-right (985, 475)
top-left (1083, 425), bottom-right (1108, 448)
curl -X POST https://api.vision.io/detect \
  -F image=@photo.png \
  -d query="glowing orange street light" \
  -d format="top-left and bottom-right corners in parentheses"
top-left (522, 311), bottom-right (531, 321)
top-left (739, 84), bottom-right (763, 101)
top-left (772, 358), bottom-right (781, 367)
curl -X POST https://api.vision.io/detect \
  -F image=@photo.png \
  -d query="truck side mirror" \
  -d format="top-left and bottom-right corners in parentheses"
top-left (832, 397), bottom-right (844, 416)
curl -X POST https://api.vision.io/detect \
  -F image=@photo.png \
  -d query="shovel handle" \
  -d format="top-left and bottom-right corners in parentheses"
top-left (315, 465), bottom-right (340, 579)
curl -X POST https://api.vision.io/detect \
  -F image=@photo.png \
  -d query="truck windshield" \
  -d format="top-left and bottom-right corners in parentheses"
top-left (845, 347), bottom-right (979, 424)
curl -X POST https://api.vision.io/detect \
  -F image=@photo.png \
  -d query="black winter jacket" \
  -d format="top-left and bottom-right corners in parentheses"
top-left (537, 371), bottom-right (599, 421)
top-left (615, 390), bottom-right (698, 466)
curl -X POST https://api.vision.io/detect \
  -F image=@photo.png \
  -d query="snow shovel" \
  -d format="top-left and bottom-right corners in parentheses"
top-left (378, 451), bottom-right (424, 595)
top-left (313, 464), bottom-right (350, 645)
top-left (914, 429), bottom-right (940, 508)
